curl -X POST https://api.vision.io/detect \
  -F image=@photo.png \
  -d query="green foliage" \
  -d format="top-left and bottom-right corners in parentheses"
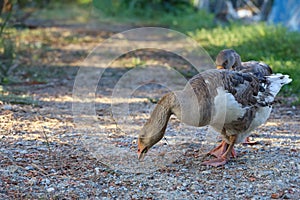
top-left (94, 0), bottom-right (194, 16)
top-left (0, 38), bottom-right (15, 83)
top-left (191, 23), bottom-right (300, 99)
top-left (92, 0), bottom-right (214, 31)
top-left (0, 92), bottom-right (39, 105)
top-left (159, 10), bottom-right (214, 31)
top-left (32, 1), bottom-right (90, 23)
top-left (0, 1), bottom-right (14, 84)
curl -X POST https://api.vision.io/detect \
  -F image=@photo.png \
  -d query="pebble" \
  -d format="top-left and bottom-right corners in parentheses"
top-left (282, 193), bottom-right (291, 199)
top-left (190, 183), bottom-right (201, 191)
top-left (109, 186), bottom-right (115, 191)
top-left (198, 189), bottom-right (206, 194)
top-left (182, 181), bottom-right (189, 187)
top-left (15, 158), bottom-right (23, 162)
top-left (121, 186), bottom-right (128, 191)
top-left (42, 178), bottom-right (50, 185)
top-left (46, 187), bottom-right (55, 193)
top-left (25, 166), bottom-right (34, 170)
top-left (0, 101), bottom-right (298, 199)
top-left (3, 104), bottom-right (12, 110)
top-left (19, 150), bottom-right (28, 154)
top-left (94, 167), bottom-right (100, 175)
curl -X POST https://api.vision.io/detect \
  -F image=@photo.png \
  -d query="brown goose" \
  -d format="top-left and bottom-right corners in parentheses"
top-left (215, 49), bottom-right (272, 145)
top-left (215, 49), bottom-right (273, 78)
top-left (137, 69), bottom-right (291, 167)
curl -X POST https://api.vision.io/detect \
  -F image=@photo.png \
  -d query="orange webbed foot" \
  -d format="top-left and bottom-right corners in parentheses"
top-left (207, 141), bottom-right (236, 158)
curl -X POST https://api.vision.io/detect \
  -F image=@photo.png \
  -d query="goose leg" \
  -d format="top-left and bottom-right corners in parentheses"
top-left (207, 140), bottom-right (236, 158)
top-left (202, 135), bottom-right (236, 167)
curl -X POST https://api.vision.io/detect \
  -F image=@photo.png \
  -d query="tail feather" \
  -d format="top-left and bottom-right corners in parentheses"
top-left (266, 73), bottom-right (292, 97)
top-left (257, 73), bottom-right (292, 104)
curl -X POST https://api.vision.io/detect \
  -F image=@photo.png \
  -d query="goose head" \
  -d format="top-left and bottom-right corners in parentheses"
top-left (216, 49), bottom-right (242, 70)
top-left (137, 127), bottom-right (165, 160)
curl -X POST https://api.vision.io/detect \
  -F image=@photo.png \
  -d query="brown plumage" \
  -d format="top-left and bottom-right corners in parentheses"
top-left (215, 49), bottom-right (273, 79)
top-left (137, 69), bottom-right (291, 166)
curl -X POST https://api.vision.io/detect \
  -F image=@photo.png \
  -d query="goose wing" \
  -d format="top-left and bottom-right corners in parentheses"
top-left (238, 61), bottom-right (273, 79)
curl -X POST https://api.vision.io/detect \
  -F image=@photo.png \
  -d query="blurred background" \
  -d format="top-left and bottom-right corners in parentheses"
top-left (0, 0), bottom-right (299, 104)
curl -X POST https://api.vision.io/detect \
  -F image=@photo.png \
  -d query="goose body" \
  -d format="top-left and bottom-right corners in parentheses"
top-left (137, 69), bottom-right (291, 166)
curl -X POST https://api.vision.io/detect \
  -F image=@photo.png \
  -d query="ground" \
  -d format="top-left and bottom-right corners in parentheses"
top-left (0, 19), bottom-right (299, 199)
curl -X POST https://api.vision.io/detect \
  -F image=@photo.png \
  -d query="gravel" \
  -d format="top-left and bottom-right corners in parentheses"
top-left (0, 101), bottom-right (299, 199)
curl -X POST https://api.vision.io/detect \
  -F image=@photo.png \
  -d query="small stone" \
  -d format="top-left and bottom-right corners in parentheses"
top-left (3, 104), bottom-right (12, 110)
top-left (25, 166), bottom-right (34, 170)
top-left (20, 150), bottom-right (28, 154)
top-left (286, 111), bottom-right (293, 115)
top-left (182, 182), bottom-right (189, 187)
top-left (115, 180), bottom-right (121, 185)
top-left (121, 186), bottom-right (128, 191)
top-left (202, 170), bottom-right (211, 174)
top-left (42, 178), bottom-right (50, 185)
top-left (190, 184), bottom-right (201, 191)
top-left (27, 177), bottom-right (37, 185)
top-left (179, 186), bottom-right (186, 191)
top-left (95, 167), bottom-right (100, 175)
top-left (198, 189), bottom-right (205, 194)
top-left (16, 141), bottom-right (24, 146)
top-left (15, 158), bottom-right (23, 162)
top-left (282, 193), bottom-right (291, 199)
top-left (109, 186), bottom-right (115, 191)
top-left (46, 187), bottom-right (55, 192)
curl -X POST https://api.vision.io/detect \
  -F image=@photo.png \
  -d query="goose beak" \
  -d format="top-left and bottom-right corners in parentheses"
top-left (216, 65), bottom-right (224, 69)
top-left (138, 147), bottom-right (148, 161)
top-left (137, 139), bottom-right (148, 161)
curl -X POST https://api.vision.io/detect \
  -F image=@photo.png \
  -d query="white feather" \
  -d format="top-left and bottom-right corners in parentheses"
top-left (267, 73), bottom-right (292, 96)
top-left (211, 87), bottom-right (245, 130)
top-left (257, 74), bottom-right (292, 103)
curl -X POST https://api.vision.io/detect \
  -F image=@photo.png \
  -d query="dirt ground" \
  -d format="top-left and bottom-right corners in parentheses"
top-left (0, 20), bottom-right (299, 199)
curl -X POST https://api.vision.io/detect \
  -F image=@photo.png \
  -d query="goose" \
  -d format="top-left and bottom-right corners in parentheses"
top-left (216, 49), bottom-right (273, 78)
top-left (137, 69), bottom-right (291, 167)
top-left (215, 49), bottom-right (273, 145)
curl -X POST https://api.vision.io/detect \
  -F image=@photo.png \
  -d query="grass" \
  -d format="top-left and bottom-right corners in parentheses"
top-left (0, 85), bottom-right (38, 105)
top-left (91, 1), bottom-right (215, 31)
top-left (30, 1), bottom-right (91, 23)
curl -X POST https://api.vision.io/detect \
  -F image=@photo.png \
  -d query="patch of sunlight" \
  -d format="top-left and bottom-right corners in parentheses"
top-left (40, 95), bottom-right (73, 102)
top-left (264, 122), bottom-right (280, 127)
top-left (70, 96), bottom-right (149, 104)
top-left (264, 121), bottom-right (300, 127)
